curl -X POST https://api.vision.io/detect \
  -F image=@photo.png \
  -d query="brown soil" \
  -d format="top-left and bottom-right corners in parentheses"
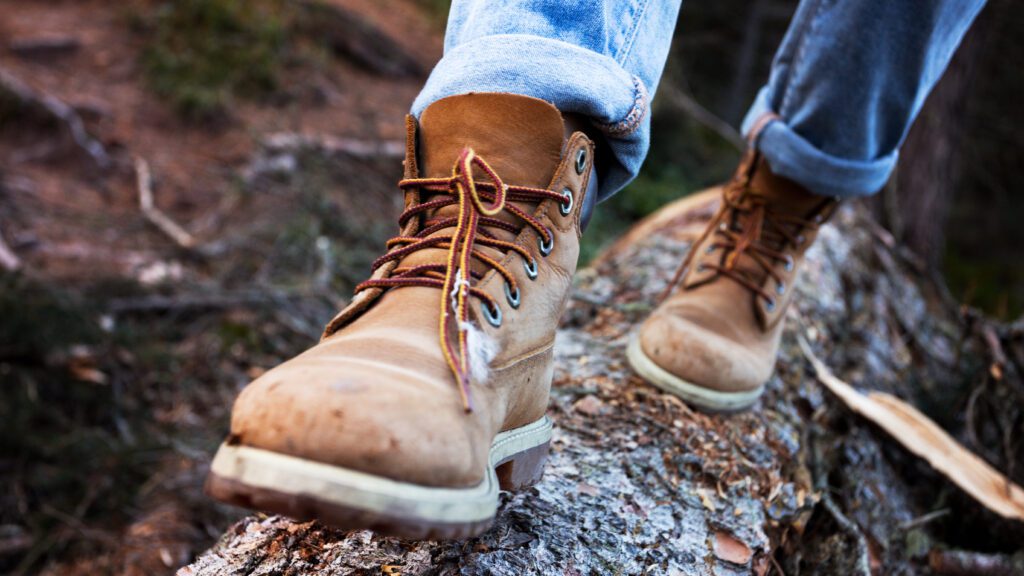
top-left (0, 0), bottom-right (441, 281)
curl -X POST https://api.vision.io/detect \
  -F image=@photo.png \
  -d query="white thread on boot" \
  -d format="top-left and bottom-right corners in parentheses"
top-left (449, 269), bottom-right (497, 383)
top-left (461, 320), bottom-right (498, 384)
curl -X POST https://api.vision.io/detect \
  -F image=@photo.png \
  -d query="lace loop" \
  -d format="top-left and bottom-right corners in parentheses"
top-left (354, 147), bottom-right (566, 411)
top-left (661, 181), bottom-right (832, 307)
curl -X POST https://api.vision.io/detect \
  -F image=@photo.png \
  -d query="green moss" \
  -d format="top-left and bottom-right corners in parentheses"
top-left (137, 0), bottom-right (291, 120)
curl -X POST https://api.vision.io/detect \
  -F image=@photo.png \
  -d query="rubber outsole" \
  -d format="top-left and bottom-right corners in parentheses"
top-left (626, 336), bottom-right (763, 412)
top-left (205, 416), bottom-right (553, 540)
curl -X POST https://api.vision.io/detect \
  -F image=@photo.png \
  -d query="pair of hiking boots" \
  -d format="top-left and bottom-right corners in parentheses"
top-left (206, 94), bottom-right (837, 539)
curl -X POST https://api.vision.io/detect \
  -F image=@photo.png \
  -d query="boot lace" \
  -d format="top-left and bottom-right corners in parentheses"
top-left (355, 148), bottom-right (567, 411)
top-left (664, 181), bottom-right (830, 310)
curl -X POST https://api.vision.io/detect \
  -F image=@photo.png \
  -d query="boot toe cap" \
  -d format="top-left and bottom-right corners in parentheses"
top-left (637, 312), bottom-right (772, 394)
top-left (229, 348), bottom-right (490, 488)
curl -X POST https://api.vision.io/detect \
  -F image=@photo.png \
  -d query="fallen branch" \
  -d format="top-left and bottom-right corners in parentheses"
top-left (294, 0), bottom-right (424, 78)
top-left (0, 69), bottom-right (110, 170)
top-left (260, 133), bottom-right (405, 160)
top-left (8, 35), bottom-right (81, 60)
top-left (134, 157), bottom-right (197, 250)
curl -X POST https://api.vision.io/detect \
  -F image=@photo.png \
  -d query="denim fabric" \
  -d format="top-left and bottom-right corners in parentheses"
top-left (742, 0), bottom-right (987, 198)
top-left (414, 0), bottom-right (985, 200)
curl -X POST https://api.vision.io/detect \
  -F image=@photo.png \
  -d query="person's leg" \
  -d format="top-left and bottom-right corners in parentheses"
top-left (743, 0), bottom-right (988, 198)
top-left (412, 0), bottom-right (684, 203)
top-left (630, 0), bottom-right (987, 411)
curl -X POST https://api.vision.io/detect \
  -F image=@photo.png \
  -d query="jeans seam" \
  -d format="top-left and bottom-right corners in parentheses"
top-left (595, 76), bottom-right (648, 136)
top-left (615, 0), bottom-right (652, 67)
top-left (778, 0), bottom-right (832, 119)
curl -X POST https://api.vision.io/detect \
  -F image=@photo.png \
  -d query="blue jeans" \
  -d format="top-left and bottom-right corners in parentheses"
top-left (412, 0), bottom-right (986, 200)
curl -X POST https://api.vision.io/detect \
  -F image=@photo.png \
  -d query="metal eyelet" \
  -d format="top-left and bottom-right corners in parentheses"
top-left (538, 228), bottom-right (554, 256)
top-left (696, 263), bottom-right (705, 273)
top-left (783, 255), bottom-right (794, 272)
top-left (482, 301), bottom-right (502, 327)
top-left (776, 281), bottom-right (786, 296)
top-left (575, 149), bottom-right (587, 174)
top-left (559, 188), bottom-right (574, 216)
top-left (523, 256), bottom-right (538, 280)
top-left (705, 245), bottom-right (715, 255)
top-left (765, 298), bottom-right (777, 312)
top-left (504, 282), bottom-right (521, 309)
top-left (719, 222), bottom-right (728, 231)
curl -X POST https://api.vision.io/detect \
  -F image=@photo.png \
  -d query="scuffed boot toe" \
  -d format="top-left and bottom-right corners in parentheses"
top-left (629, 313), bottom-right (769, 411)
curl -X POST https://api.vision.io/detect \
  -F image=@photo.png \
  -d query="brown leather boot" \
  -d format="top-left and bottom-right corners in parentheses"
top-left (628, 151), bottom-right (837, 411)
top-left (206, 94), bottom-right (595, 539)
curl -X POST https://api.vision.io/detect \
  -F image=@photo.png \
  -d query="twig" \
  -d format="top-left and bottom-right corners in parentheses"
top-left (0, 69), bottom-right (110, 170)
top-left (261, 133), bottom-right (405, 160)
top-left (928, 549), bottom-right (1024, 575)
top-left (820, 493), bottom-right (872, 576)
top-left (661, 84), bottom-right (745, 152)
top-left (898, 508), bottom-right (950, 530)
top-left (0, 224), bottom-right (22, 271)
top-left (108, 290), bottom-right (300, 314)
top-left (134, 157), bottom-right (197, 250)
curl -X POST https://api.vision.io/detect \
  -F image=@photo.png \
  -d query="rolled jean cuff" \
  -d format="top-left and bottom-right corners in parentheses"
top-left (741, 88), bottom-right (897, 199)
top-left (411, 34), bottom-right (650, 201)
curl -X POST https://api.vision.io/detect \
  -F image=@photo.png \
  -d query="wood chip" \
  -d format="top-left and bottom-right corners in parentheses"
top-left (713, 531), bottom-right (753, 565)
top-left (800, 335), bottom-right (1024, 521)
top-left (572, 394), bottom-right (604, 417)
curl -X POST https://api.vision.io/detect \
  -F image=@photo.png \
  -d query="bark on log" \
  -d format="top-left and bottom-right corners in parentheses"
top-left (180, 190), bottom-right (1022, 575)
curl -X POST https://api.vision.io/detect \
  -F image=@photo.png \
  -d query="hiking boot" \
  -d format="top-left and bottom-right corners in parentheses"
top-left (627, 151), bottom-right (837, 411)
top-left (206, 93), bottom-right (596, 539)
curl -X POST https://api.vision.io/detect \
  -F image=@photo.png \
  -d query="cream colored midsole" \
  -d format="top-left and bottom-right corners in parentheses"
top-left (210, 415), bottom-right (552, 524)
top-left (626, 336), bottom-right (764, 411)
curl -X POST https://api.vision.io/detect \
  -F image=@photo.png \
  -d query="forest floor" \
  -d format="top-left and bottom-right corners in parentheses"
top-left (2, 1), bottom-right (1023, 575)
top-left (0, 0), bottom-right (440, 573)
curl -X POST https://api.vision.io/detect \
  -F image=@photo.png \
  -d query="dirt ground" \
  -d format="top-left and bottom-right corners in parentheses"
top-left (0, 0), bottom-right (436, 280)
top-left (1, 1), bottom-right (444, 573)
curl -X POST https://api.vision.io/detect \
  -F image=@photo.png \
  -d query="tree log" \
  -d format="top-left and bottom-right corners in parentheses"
top-left (180, 190), bottom-right (1022, 575)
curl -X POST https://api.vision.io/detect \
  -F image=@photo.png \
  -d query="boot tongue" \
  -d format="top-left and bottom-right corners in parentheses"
top-left (400, 94), bottom-right (566, 271)
top-left (725, 154), bottom-right (828, 281)
top-left (419, 93), bottom-right (565, 187)
top-left (748, 155), bottom-right (824, 218)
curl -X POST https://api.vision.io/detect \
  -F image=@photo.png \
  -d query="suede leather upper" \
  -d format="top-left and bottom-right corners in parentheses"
top-left (230, 94), bottom-right (594, 488)
top-left (638, 152), bottom-right (835, 394)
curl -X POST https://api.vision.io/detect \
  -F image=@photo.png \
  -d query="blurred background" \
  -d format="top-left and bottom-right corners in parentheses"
top-left (0, 0), bottom-right (1020, 573)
